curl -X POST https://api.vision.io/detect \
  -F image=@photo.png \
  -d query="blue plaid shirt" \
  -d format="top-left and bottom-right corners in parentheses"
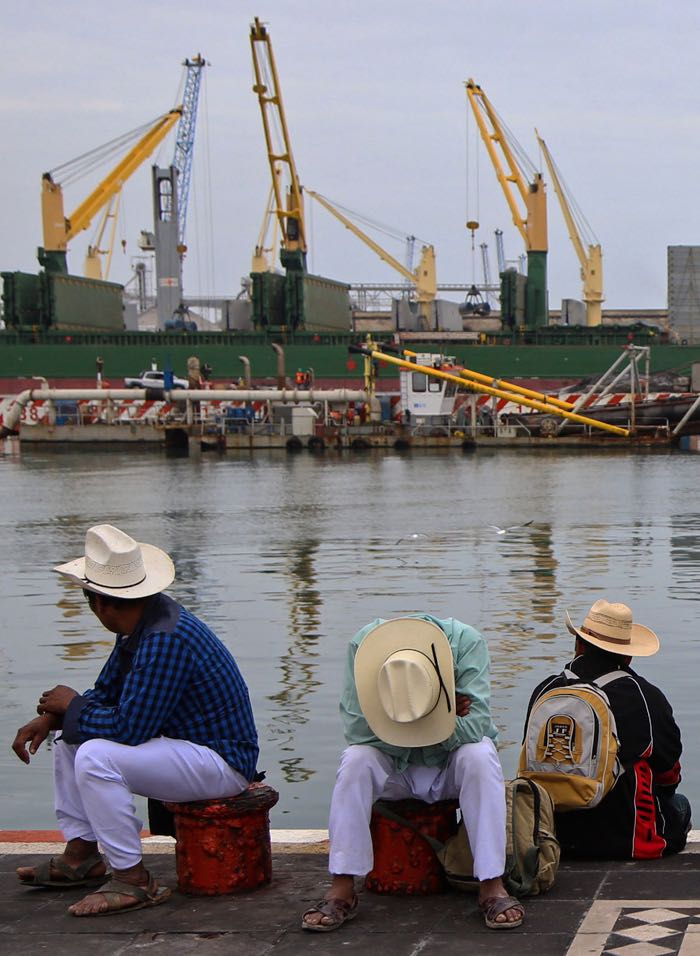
top-left (61, 593), bottom-right (259, 780)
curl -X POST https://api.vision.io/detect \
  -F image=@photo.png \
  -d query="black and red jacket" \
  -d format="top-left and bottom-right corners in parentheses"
top-left (525, 648), bottom-right (683, 859)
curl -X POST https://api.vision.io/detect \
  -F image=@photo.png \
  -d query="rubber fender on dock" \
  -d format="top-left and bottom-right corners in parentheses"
top-left (307, 435), bottom-right (325, 453)
top-left (393, 437), bottom-right (411, 450)
top-left (286, 436), bottom-right (303, 452)
top-left (350, 437), bottom-right (371, 450)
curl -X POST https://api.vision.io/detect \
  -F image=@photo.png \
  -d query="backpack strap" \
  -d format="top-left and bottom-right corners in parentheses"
top-left (371, 801), bottom-right (446, 855)
top-left (593, 669), bottom-right (630, 688)
top-left (506, 778), bottom-right (541, 897)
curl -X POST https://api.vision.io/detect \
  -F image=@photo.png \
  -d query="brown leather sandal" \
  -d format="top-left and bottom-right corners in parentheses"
top-left (479, 894), bottom-right (524, 929)
top-left (301, 894), bottom-right (359, 932)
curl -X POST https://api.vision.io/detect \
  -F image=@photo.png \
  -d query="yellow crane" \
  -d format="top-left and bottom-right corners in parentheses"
top-left (535, 130), bottom-right (603, 327)
top-left (465, 78), bottom-right (548, 327)
top-left (250, 16), bottom-right (306, 272)
top-left (306, 189), bottom-right (437, 328)
top-left (40, 108), bottom-right (182, 276)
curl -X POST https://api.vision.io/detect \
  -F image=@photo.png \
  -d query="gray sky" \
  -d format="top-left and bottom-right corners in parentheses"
top-left (2, 1), bottom-right (698, 310)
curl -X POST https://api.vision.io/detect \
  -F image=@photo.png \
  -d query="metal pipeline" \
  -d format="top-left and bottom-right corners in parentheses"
top-left (0, 387), bottom-right (369, 438)
top-left (238, 355), bottom-right (252, 388)
top-left (270, 343), bottom-right (285, 389)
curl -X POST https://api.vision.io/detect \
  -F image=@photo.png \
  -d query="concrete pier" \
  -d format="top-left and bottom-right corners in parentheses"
top-left (2, 830), bottom-right (700, 954)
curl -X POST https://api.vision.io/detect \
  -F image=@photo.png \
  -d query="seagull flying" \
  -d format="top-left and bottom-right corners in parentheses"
top-left (487, 520), bottom-right (534, 535)
top-left (395, 533), bottom-right (429, 545)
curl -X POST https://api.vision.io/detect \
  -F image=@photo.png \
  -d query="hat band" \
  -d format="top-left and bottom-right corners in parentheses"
top-left (430, 643), bottom-right (452, 715)
top-left (83, 572), bottom-right (147, 590)
top-left (581, 624), bottom-right (630, 646)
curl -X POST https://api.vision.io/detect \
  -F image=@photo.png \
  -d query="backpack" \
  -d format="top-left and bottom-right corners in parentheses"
top-left (374, 777), bottom-right (560, 897)
top-left (517, 669), bottom-right (627, 812)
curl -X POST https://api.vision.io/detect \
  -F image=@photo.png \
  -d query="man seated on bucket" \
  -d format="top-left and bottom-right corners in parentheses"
top-left (523, 600), bottom-right (690, 860)
top-left (11, 523), bottom-right (259, 917)
top-left (301, 614), bottom-right (524, 932)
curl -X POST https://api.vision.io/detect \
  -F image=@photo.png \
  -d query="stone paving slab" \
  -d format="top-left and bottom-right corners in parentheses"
top-left (1, 848), bottom-right (700, 955)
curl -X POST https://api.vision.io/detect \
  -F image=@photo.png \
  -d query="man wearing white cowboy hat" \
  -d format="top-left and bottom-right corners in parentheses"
top-left (12, 523), bottom-right (259, 917)
top-left (524, 599), bottom-right (690, 860)
top-left (302, 613), bottom-right (524, 932)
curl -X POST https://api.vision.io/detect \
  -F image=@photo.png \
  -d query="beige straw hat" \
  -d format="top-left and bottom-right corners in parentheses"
top-left (354, 617), bottom-right (456, 746)
top-left (565, 599), bottom-right (659, 657)
top-left (54, 524), bottom-right (175, 599)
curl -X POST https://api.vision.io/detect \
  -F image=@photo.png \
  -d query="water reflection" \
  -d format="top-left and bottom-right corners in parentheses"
top-left (6, 447), bottom-right (700, 830)
top-left (670, 513), bottom-right (700, 602)
top-left (266, 538), bottom-right (322, 784)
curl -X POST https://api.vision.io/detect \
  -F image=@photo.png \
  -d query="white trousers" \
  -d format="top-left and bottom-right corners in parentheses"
top-left (328, 738), bottom-right (506, 881)
top-left (54, 736), bottom-right (248, 870)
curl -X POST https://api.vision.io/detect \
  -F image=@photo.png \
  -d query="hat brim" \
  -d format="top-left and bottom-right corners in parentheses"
top-left (354, 618), bottom-right (456, 746)
top-left (565, 609), bottom-right (659, 657)
top-left (54, 542), bottom-right (175, 599)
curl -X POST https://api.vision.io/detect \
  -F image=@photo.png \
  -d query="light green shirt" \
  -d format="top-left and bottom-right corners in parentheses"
top-left (340, 613), bottom-right (499, 772)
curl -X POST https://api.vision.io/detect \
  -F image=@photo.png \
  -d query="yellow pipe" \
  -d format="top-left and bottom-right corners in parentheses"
top-left (366, 349), bottom-right (629, 437)
top-left (400, 348), bottom-right (575, 411)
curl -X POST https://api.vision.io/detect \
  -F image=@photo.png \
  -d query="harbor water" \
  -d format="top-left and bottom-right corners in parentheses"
top-left (2, 444), bottom-right (699, 831)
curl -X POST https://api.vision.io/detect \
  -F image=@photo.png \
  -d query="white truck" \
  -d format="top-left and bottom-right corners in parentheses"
top-left (123, 370), bottom-right (189, 390)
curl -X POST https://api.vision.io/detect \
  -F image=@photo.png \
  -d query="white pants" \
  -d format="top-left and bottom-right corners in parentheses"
top-left (54, 736), bottom-right (248, 870)
top-left (328, 739), bottom-right (506, 881)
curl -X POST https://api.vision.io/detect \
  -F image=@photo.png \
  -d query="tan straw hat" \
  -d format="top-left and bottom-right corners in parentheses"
top-left (565, 599), bottom-right (659, 657)
top-left (54, 524), bottom-right (175, 599)
top-left (354, 617), bottom-right (456, 746)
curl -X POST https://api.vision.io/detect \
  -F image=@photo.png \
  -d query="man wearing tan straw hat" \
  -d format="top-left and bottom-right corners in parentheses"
top-left (11, 523), bottom-right (259, 917)
top-left (302, 613), bottom-right (524, 932)
top-left (523, 599), bottom-right (690, 860)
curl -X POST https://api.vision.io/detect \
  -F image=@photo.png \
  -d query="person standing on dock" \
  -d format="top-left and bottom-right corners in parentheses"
top-left (301, 614), bottom-right (524, 932)
top-left (521, 600), bottom-right (690, 860)
top-left (11, 523), bottom-right (259, 917)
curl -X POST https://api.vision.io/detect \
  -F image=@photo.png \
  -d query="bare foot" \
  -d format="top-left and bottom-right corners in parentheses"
top-left (68, 861), bottom-right (153, 916)
top-left (67, 878), bottom-right (150, 916)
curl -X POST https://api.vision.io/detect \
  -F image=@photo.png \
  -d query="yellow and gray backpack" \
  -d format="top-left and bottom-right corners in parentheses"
top-left (517, 669), bottom-right (627, 812)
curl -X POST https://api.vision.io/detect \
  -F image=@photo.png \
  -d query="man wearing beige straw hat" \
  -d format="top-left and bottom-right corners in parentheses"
top-left (11, 523), bottom-right (259, 917)
top-left (522, 599), bottom-right (690, 860)
top-left (302, 613), bottom-right (524, 933)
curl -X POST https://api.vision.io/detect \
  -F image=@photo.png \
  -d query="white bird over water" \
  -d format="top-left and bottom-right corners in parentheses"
top-left (395, 532), bottom-right (429, 545)
top-left (487, 520), bottom-right (534, 535)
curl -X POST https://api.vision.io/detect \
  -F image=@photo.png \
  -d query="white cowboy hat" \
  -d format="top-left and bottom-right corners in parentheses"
top-left (354, 617), bottom-right (456, 747)
top-left (565, 599), bottom-right (659, 657)
top-left (54, 524), bottom-right (175, 599)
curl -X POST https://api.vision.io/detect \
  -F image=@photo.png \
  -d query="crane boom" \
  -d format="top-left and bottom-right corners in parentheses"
top-left (250, 17), bottom-right (306, 271)
top-left (305, 189), bottom-right (437, 322)
top-left (173, 54), bottom-right (206, 250)
top-left (465, 79), bottom-right (547, 252)
top-left (535, 130), bottom-right (603, 327)
top-left (465, 78), bottom-right (548, 327)
top-left (41, 108), bottom-right (182, 274)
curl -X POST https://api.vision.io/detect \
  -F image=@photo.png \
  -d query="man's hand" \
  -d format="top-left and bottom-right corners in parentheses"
top-left (12, 714), bottom-right (61, 764)
top-left (455, 693), bottom-right (472, 717)
top-left (37, 685), bottom-right (78, 717)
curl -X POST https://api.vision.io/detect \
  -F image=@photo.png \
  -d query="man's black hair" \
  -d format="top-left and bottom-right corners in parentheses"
top-left (82, 588), bottom-right (146, 610)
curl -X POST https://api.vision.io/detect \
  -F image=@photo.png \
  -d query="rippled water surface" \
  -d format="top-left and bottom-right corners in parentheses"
top-left (2, 445), bottom-right (699, 829)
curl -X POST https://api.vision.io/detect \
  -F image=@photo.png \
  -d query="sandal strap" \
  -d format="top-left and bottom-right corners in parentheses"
top-left (303, 895), bottom-right (355, 922)
top-left (96, 876), bottom-right (157, 905)
top-left (54, 853), bottom-right (104, 881)
top-left (480, 895), bottom-right (524, 920)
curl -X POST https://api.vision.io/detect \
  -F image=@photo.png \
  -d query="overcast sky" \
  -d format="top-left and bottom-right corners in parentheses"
top-left (2, 1), bottom-right (699, 311)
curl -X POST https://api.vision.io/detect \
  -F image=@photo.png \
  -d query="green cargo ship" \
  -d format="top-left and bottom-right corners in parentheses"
top-left (2, 325), bottom-right (699, 389)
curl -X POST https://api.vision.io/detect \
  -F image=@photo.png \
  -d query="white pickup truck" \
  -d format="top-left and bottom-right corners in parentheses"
top-left (123, 370), bottom-right (189, 390)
